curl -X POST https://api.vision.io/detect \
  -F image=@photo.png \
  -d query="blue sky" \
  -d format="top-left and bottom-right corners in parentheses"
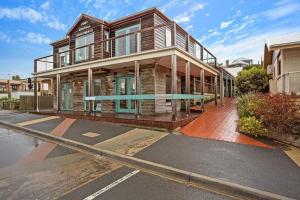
top-left (0, 0), bottom-right (300, 78)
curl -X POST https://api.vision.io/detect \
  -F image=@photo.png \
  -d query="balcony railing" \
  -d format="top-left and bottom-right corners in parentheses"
top-left (277, 71), bottom-right (300, 95)
top-left (34, 22), bottom-right (217, 73)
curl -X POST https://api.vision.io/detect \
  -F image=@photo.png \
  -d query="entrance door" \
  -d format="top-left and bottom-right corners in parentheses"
top-left (116, 76), bottom-right (136, 113)
top-left (61, 82), bottom-right (73, 110)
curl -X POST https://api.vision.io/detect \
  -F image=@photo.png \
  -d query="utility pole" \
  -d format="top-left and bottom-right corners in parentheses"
top-left (7, 73), bottom-right (11, 99)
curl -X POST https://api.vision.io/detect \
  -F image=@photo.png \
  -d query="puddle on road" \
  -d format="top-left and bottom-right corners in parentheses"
top-left (0, 125), bottom-right (43, 168)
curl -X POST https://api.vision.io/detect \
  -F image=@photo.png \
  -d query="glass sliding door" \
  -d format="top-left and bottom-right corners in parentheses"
top-left (61, 82), bottom-right (73, 110)
top-left (75, 33), bottom-right (94, 62)
top-left (116, 76), bottom-right (136, 113)
top-left (58, 45), bottom-right (69, 67)
top-left (84, 79), bottom-right (102, 111)
top-left (115, 24), bottom-right (140, 56)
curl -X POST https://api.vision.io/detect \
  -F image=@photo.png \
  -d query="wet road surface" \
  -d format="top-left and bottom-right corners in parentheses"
top-left (1, 110), bottom-right (299, 199)
top-left (0, 120), bottom-right (234, 200)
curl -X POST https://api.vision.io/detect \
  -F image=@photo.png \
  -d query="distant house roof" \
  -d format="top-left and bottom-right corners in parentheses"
top-left (265, 32), bottom-right (300, 50)
top-left (230, 60), bottom-right (249, 66)
top-left (233, 57), bottom-right (252, 62)
top-left (223, 67), bottom-right (243, 77)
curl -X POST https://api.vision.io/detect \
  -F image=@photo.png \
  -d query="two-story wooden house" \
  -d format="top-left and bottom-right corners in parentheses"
top-left (33, 8), bottom-right (227, 129)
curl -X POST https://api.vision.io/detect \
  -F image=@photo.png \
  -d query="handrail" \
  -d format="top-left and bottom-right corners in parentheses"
top-left (35, 21), bottom-right (217, 71)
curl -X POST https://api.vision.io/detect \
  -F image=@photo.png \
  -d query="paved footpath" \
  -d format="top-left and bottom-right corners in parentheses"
top-left (182, 98), bottom-right (271, 148)
top-left (0, 109), bottom-right (300, 199)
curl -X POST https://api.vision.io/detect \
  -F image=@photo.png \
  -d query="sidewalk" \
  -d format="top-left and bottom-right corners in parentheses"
top-left (181, 98), bottom-right (271, 148)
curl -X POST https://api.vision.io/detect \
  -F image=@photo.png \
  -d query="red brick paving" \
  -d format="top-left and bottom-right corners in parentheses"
top-left (18, 118), bottom-right (76, 164)
top-left (181, 98), bottom-right (272, 149)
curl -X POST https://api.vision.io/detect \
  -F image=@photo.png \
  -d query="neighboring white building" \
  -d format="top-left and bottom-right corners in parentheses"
top-left (222, 57), bottom-right (253, 77)
top-left (264, 33), bottom-right (300, 95)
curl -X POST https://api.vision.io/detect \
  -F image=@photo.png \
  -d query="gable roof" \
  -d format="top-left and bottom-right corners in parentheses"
top-left (66, 13), bottom-right (107, 36)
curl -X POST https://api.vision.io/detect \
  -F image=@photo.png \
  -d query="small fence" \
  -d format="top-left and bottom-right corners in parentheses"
top-left (19, 95), bottom-right (53, 111)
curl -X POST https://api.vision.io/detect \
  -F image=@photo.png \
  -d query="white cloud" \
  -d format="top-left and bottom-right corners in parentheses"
top-left (0, 31), bottom-right (10, 42)
top-left (174, 12), bottom-right (192, 23)
top-left (41, 1), bottom-right (50, 10)
top-left (207, 27), bottom-right (300, 64)
top-left (21, 32), bottom-right (51, 45)
top-left (173, 1), bottom-right (206, 23)
top-left (0, 7), bottom-right (43, 23)
top-left (263, 2), bottom-right (300, 20)
top-left (0, 7), bottom-right (66, 31)
top-left (190, 3), bottom-right (205, 12)
top-left (185, 25), bottom-right (193, 31)
top-left (220, 19), bottom-right (235, 29)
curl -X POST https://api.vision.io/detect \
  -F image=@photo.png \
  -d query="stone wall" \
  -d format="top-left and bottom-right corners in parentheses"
top-left (52, 63), bottom-right (183, 115)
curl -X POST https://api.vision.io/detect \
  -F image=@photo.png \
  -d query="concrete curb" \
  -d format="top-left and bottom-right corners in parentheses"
top-left (0, 120), bottom-right (294, 200)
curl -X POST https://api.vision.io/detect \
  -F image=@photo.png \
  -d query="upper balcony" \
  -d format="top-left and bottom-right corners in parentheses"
top-left (34, 22), bottom-right (217, 75)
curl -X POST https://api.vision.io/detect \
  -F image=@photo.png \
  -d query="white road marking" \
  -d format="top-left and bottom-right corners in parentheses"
top-left (82, 170), bottom-right (140, 200)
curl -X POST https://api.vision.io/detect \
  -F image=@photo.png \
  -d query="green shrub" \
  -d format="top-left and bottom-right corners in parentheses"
top-left (237, 93), bottom-right (260, 118)
top-left (235, 65), bottom-right (270, 95)
top-left (238, 116), bottom-right (267, 137)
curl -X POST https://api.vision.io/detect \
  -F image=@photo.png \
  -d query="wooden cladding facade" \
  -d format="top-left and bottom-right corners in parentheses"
top-left (51, 11), bottom-right (171, 68)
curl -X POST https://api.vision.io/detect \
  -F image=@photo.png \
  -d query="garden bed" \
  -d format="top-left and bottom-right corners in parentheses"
top-left (237, 93), bottom-right (300, 146)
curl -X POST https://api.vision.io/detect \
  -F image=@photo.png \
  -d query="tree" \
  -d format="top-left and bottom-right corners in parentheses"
top-left (235, 65), bottom-right (270, 95)
top-left (12, 75), bottom-right (21, 80)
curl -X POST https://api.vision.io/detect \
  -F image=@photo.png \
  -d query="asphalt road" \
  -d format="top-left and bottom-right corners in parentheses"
top-left (0, 122), bottom-right (234, 200)
top-left (1, 110), bottom-right (299, 199)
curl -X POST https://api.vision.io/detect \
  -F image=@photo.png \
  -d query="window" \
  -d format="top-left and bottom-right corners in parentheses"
top-left (165, 28), bottom-right (172, 47)
top-left (115, 24), bottom-right (140, 56)
top-left (277, 59), bottom-right (281, 76)
top-left (58, 45), bottom-right (69, 67)
top-left (84, 79), bottom-right (102, 111)
top-left (75, 33), bottom-right (94, 62)
top-left (104, 31), bottom-right (110, 52)
top-left (195, 43), bottom-right (201, 60)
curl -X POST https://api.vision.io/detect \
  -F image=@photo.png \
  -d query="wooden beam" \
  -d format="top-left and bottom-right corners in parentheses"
top-left (200, 68), bottom-right (205, 110)
top-left (185, 61), bottom-right (190, 115)
top-left (220, 71), bottom-right (224, 106)
top-left (56, 73), bottom-right (61, 112)
top-left (33, 59), bottom-right (39, 112)
top-left (214, 75), bottom-right (218, 105)
top-left (135, 60), bottom-right (140, 118)
top-left (88, 68), bottom-right (93, 114)
top-left (171, 54), bottom-right (177, 121)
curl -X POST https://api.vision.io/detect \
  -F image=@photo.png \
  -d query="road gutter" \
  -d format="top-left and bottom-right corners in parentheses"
top-left (0, 120), bottom-right (294, 200)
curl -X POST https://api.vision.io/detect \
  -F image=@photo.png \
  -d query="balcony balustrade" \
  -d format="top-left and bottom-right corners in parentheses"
top-left (34, 22), bottom-right (217, 73)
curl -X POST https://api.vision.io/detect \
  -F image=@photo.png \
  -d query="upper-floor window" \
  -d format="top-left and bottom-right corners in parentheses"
top-left (58, 45), bottom-right (69, 67)
top-left (75, 33), bottom-right (94, 62)
top-left (165, 28), bottom-right (172, 47)
top-left (115, 24), bottom-right (140, 56)
top-left (104, 31), bottom-right (110, 53)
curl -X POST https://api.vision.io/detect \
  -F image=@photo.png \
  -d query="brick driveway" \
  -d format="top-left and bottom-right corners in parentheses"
top-left (181, 98), bottom-right (271, 148)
